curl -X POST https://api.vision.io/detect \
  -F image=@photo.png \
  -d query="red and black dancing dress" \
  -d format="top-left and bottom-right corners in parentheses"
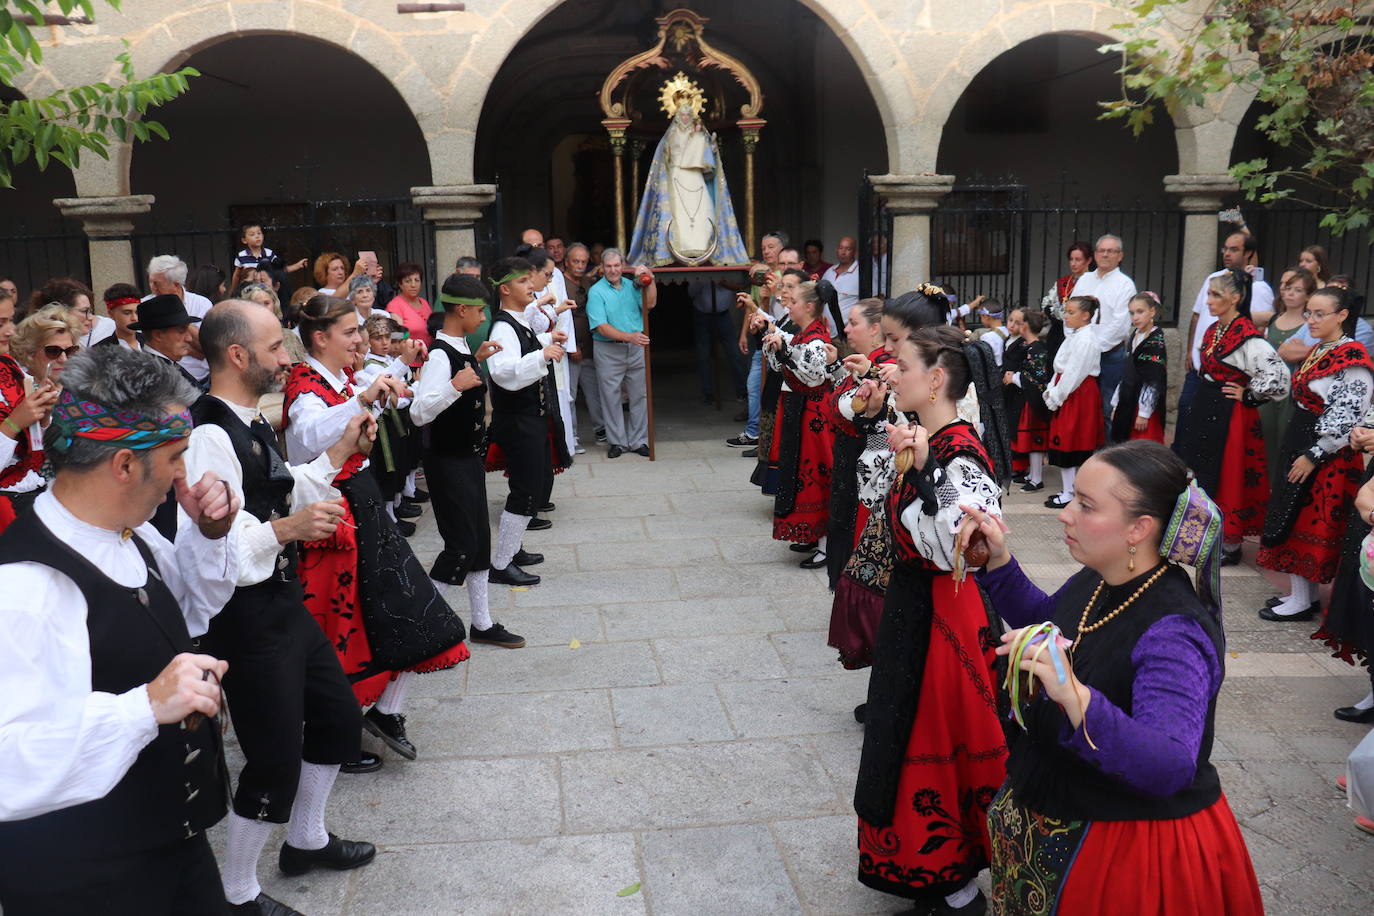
top-left (1109, 326), bottom-right (1168, 444)
top-left (0, 354), bottom-right (44, 533)
top-left (767, 318), bottom-right (840, 543)
top-left (283, 362), bottom-right (468, 706)
top-left (1006, 337), bottom-right (1051, 469)
top-left (824, 346), bottom-right (894, 588)
top-left (1258, 338), bottom-right (1374, 583)
top-left (1044, 325), bottom-right (1102, 468)
top-left (854, 419), bottom-right (1008, 902)
top-left (1179, 315), bottom-right (1290, 544)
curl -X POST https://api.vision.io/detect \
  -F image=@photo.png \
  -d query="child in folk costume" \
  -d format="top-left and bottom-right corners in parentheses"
top-left (855, 324), bottom-right (1009, 914)
top-left (483, 256), bottom-right (571, 588)
top-left (971, 441), bottom-right (1263, 916)
top-left (1004, 307), bottom-right (1052, 493)
top-left (1258, 285), bottom-right (1373, 619)
top-left (411, 274), bottom-right (526, 649)
top-left (520, 246), bottom-right (580, 458)
top-left (1177, 269), bottom-right (1290, 567)
top-left (1109, 291), bottom-right (1169, 444)
top-left (357, 314), bottom-right (424, 533)
top-left (759, 278), bottom-right (843, 569)
top-left (1043, 296), bottom-right (1104, 510)
top-left (825, 297), bottom-right (890, 590)
top-left (828, 290), bottom-right (946, 676)
top-left (283, 296), bottom-right (469, 761)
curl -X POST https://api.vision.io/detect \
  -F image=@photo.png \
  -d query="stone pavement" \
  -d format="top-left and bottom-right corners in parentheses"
top-left (212, 427), bottom-right (1374, 915)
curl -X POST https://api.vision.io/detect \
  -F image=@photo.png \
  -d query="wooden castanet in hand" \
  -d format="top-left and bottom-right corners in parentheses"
top-left (964, 528), bottom-right (990, 568)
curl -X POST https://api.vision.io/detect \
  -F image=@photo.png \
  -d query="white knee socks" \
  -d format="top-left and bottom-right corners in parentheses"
top-left (1058, 465), bottom-right (1077, 501)
top-left (492, 510), bottom-right (531, 570)
top-left (374, 671), bottom-right (414, 716)
top-left (1028, 452), bottom-right (1045, 486)
top-left (1275, 574), bottom-right (1317, 615)
top-left (222, 812), bottom-right (275, 904)
top-left (284, 762), bottom-right (338, 851)
top-left (945, 878), bottom-right (980, 909)
top-left (404, 472), bottom-right (417, 499)
top-left (467, 569), bottom-right (493, 631)
top-left (1353, 690), bottom-right (1374, 711)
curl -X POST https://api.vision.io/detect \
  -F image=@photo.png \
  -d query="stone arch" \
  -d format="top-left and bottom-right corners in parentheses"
top-left (45, 0), bottom-right (445, 197)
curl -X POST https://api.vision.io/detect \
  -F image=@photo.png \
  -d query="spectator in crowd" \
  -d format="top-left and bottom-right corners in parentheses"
top-left (146, 254), bottom-right (214, 382)
top-left (0, 301), bottom-right (66, 529)
top-left (802, 239), bottom-right (831, 278)
top-left (729, 232), bottom-right (785, 452)
top-left (588, 249), bottom-right (656, 458)
top-left (1298, 244), bottom-right (1331, 287)
top-left (869, 233), bottom-right (889, 296)
top-left (0, 277), bottom-right (17, 306)
top-left (363, 255), bottom-right (395, 306)
top-left (385, 262), bottom-right (434, 351)
top-left (186, 264), bottom-right (226, 304)
top-left (688, 278), bottom-right (747, 406)
top-left (314, 252), bottom-right (364, 297)
top-left (822, 236), bottom-right (859, 316)
top-left (977, 299), bottom-right (1010, 367)
top-left (545, 236), bottom-right (566, 271)
top-left (95, 283), bottom-right (143, 351)
top-left (521, 228), bottom-right (545, 249)
top-left (347, 275), bottom-right (388, 322)
top-left (28, 277), bottom-right (111, 348)
top-left (1069, 234), bottom-right (1137, 431)
top-left (1043, 241), bottom-right (1094, 358)
top-left (1262, 267), bottom-right (1315, 472)
top-left (455, 256), bottom-right (483, 277)
top-left (132, 294), bottom-right (202, 390)
top-left (564, 243), bottom-right (605, 443)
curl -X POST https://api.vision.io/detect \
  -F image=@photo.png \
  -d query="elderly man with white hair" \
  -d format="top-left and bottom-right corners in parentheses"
top-left (1068, 234), bottom-right (1137, 430)
top-left (144, 254), bottom-right (214, 383)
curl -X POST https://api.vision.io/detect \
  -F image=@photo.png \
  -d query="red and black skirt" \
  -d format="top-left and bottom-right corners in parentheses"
top-left (1048, 376), bottom-right (1102, 467)
top-left (771, 387), bottom-right (834, 543)
top-left (1181, 379), bottom-right (1270, 543)
top-left (1012, 402), bottom-right (1050, 456)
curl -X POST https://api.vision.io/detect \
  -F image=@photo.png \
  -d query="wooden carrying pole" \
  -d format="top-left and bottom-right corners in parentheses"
top-left (642, 286), bottom-right (656, 460)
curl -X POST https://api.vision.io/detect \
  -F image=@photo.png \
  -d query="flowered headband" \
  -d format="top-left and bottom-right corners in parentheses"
top-left (1159, 480), bottom-right (1223, 621)
top-left (49, 388), bottom-right (192, 454)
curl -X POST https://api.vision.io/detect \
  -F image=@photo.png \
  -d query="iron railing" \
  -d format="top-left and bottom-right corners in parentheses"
top-left (858, 173), bottom-right (894, 300)
top-left (0, 227), bottom-right (90, 299)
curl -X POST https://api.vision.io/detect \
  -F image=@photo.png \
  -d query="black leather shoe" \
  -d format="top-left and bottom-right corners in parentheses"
top-left (595, 427), bottom-right (607, 442)
top-left (364, 707), bottom-right (417, 760)
top-left (633, 445), bottom-right (650, 457)
top-left (1044, 494), bottom-right (1072, 509)
top-left (799, 551), bottom-right (828, 570)
top-left (853, 703), bottom-right (866, 724)
top-left (790, 541), bottom-right (818, 553)
top-left (1220, 548), bottom-right (1242, 567)
top-left (279, 833), bottom-right (377, 876)
top-left (513, 549), bottom-right (544, 566)
top-left (395, 502), bottom-right (422, 519)
top-left (230, 892), bottom-right (305, 915)
top-left (490, 563), bottom-right (540, 587)
top-left (397, 520), bottom-right (417, 537)
top-left (339, 752), bottom-right (383, 774)
top-left (409, 488), bottom-right (430, 503)
top-left (608, 445), bottom-right (624, 458)
top-left (1019, 481), bottom-right (1044, 493)
top-left (1258, 601), bottom-right (1319, 622)
top-left (541, 502), bottom-right (556, 513)
top-left (1011, 471), bottom-right (1027, 483)
top-left (527, 516), bottom-right (552, 531)
top-left (469, 622), bottom-right (526, 649)
top-left (742, 447), bottom-right (758, 458)
top-left (1335, 705), bottom-right (1374, 723)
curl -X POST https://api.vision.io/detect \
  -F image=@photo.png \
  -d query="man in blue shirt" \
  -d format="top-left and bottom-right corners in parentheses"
top-left (587, 249), bottom-right (657, 457)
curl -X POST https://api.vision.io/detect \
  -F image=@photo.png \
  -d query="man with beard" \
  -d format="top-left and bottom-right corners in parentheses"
top-left (185, 301), bottom-right (378, 915)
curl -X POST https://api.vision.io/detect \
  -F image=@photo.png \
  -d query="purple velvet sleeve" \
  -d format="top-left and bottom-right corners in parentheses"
top-left (1060, 614), bottom-right (1222, 796)
top-left (976, 556), bottom-right (1068, 628)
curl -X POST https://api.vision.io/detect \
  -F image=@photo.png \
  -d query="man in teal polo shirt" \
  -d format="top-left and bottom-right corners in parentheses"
top-left (587, 248), bottom-right (657, 457)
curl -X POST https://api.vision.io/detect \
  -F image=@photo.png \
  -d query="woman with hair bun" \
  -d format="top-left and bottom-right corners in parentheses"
top-left (1177, 268), bottom-right (1290, 567)
top-left (1042, 295), bottom-right (1104, 509)
top-left (968, 440), bottom-right (1263, 915)
top-left (853, 324), bottom-right (1007, 914)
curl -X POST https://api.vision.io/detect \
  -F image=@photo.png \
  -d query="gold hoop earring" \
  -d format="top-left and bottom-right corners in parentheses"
top-left (1128, 544), bottom-right (1137, 572)
top-left (929, 389), bottom-right (938, 403)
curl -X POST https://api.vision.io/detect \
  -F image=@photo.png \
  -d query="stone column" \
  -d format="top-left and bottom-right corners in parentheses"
top-left (52, 195), bottom-right (154, 303)
top-left (867, 174), bottom-right (955, 291)
top-left (412, 184), bottom-right (498, 277)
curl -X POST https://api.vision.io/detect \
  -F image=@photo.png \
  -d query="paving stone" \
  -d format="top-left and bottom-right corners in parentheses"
top-left (772, 816), bottom-right (894, 916)
top-left (675, 561), bottom-right (825, 598)
top-left (492, 603), bottom-right (606, 646)
top-left (560, 740), bottom-right (842, 831)
top-left (601, 596), bottom-right (784, 641)
top-left (511, 568), bottom-right (677, 607)
top-left (465, 641), bottom-right (661, 694)
top-left (653, 633), bottom-right (789, 684)
top-left (611, 683), bottom-right (736, 746)
top-left (347, 836), bottom-right (646, 916)
top-left (719, 676), bottom-right (868, 739)
top-left (578, 536), bottom-right (720, 571)
top-left (640, 824), bottom-right (803, 915)
top-left (406, 689), bottom-right (616, 757)
top-left (771, 630), bottom-right (847, 677)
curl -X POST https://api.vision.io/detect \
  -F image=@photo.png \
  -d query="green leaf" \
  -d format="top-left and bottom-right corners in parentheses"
top-left (616, 883), bottom-right (641, 897)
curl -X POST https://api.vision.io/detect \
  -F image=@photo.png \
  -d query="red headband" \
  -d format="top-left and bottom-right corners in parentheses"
top-left (105, 296), bottom-right (140, 307)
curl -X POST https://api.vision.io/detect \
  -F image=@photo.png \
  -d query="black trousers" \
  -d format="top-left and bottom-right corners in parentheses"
top-left (424, 450), bottom-right (491, 575)
top-left (0, 832), bottom-right (228, 916)
top-left (488, 411), bottom-right (553, 517)
top-left (201, 578), bottom-right (361, 823)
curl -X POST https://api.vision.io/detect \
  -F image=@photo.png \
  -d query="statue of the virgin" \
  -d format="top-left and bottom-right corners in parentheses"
top-left (627, 75), bottom-right (749, 266)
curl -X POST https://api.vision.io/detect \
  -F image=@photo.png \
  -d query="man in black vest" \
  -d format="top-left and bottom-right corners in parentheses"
top-left (0, 346), bottom-right (240, 915)
top-left (412, 274), bottom-right (526, 647)
top-left (189, 301), bottom-right (378, 916)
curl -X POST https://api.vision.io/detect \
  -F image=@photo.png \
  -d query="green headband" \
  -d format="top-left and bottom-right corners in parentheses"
top-left (440, 293), bottom-right (487, 308)
top-left (490, 269), bottom-right (530, 288)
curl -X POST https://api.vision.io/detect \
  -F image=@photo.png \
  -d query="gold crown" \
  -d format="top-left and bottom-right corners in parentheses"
top-left (659, 72), bottom-right (706, 120)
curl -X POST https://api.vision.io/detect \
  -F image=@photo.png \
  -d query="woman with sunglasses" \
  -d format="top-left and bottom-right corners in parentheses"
top-left (0, 306), bottom-right (79, 529)
top-left (1258, 286), bottom-right (1374, 620)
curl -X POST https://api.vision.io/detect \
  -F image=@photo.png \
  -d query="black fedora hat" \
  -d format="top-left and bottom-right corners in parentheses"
top-left (130, 294), bottom-right (202, 332)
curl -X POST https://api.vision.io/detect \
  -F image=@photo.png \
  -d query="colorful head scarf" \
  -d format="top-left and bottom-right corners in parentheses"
top-left (1159, 480), bottom-right (1224, 621)
top-left (49, 388), bottom-right (192, 453)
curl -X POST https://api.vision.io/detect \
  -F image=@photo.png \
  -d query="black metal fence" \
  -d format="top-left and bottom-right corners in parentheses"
top-left (1242, 208), bottom-right (1374, 302)
top-left (858, 173), bottom-right (894, 300)
top-left (0, 227), bottom-right (90, 299)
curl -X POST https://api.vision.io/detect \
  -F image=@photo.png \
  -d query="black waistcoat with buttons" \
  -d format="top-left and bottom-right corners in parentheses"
top-left (190, 394), bottom-right (298, 578)
top-left (426, 339), bottom-right (487, 458)
top-left (0, 511), bottom-right (226, 858)
top-left (486, 309), bottom-right (545, 417)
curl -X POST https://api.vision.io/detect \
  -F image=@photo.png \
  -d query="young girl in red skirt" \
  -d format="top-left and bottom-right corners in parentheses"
top-left (762, 278), bottom-right (842, 569)
top-left (969, 441), bottom-right (1262, 916)
top-left (1042, 296), bottom-right (1102, 509)
top-left (1178, 269), bottom-right (1290, 566)
top-left (1109, 292), bottom-right (1168, 445)
top-left (284, 296), bottom-right (469, 762)
top-left (1258, 285), bottom-right (1374, 619)
top-left (856, 324), bottom-right (1009, 915)
top-left (1005, 307), bottom-right (1052, 493)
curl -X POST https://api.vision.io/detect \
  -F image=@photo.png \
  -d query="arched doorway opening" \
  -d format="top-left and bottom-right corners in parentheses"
top-left (129, 33), bottom-right (432, 292)
top-left (934, 33), bottom-right (1181, 315)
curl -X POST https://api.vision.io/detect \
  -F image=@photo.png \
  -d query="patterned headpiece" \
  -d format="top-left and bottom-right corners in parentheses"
top-left (49, 388), bottom-right (192, 454)
top-left (1159, 480), bottom-right (1224, 621)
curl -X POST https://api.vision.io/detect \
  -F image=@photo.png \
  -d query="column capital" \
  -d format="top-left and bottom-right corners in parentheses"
top-left (867, 174), bottom-right (955, 214)
top-left (1163, 173), bottom-right (1238, 210)
top-left (411, 184), bottom-right (497, 227)
top-left (52, 194), bottom-right (154, 238)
